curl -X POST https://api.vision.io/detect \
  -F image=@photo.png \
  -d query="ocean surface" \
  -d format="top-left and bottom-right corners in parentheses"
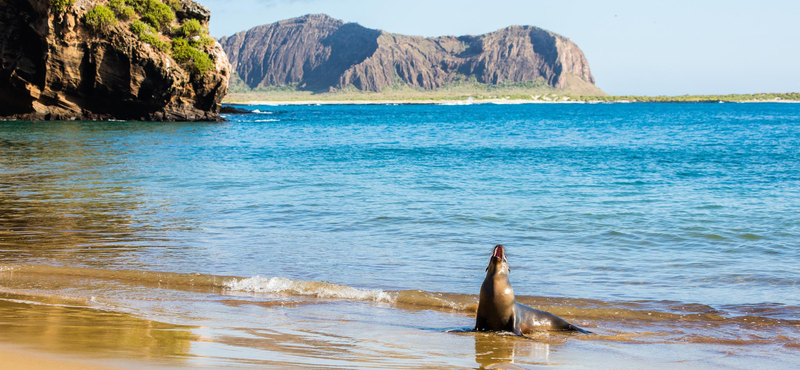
top-left (1, 103), bottom-right (799, 368)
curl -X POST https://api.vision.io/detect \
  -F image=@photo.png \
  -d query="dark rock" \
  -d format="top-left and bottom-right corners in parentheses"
top-left (220, 14), bottom-right (602, 94)
top-left (0, 0), bottom-right (231, 121)
top-left (220, 105), bottom-right (252, 114)
top-left (173, 0), bottom-right (211, 23)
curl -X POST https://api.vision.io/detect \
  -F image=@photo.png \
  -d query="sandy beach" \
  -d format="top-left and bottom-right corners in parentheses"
top-left (0, 345), bottom-right (128, 370)
top-left (1, 264), bottom-right (798, 369)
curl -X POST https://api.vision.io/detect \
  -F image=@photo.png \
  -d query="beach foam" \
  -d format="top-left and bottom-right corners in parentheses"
top-left (224, 276), bottom-right (395, 303)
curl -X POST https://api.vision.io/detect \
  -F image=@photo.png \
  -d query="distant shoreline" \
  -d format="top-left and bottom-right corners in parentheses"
top-left (227, 99), bottom-right (578, 106)
top-left (225, 98), bottom-right (800, 106)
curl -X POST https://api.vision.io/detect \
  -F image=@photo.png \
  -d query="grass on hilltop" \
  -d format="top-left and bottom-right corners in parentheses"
top-left (225, 74), bottom-right (582, 102)
top-left (225, 72), bottom-right (800, 103)
top-left (566, 93), bottom-right (800, 103)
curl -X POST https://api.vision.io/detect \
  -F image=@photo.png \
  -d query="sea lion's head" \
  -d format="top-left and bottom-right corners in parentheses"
top-left (485, 244), bottom-right (510, 275)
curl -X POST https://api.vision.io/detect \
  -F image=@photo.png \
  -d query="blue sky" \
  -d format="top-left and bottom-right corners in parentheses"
top-left (199, 0), bottom-right (799, 96)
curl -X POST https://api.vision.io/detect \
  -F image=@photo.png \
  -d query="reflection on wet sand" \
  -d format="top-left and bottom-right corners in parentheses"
top-left (0, 293), bottom-right (195, 362)
top-left (473, 332), bottom-right (551, 369)
top-left (0, 276), bottom-right (798, 369)
top-left (2, 263), bottom-right (798, 350)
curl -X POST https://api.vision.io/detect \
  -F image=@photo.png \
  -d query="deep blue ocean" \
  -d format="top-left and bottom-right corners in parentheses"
top-left (2, 103), bottom-right (799, 307)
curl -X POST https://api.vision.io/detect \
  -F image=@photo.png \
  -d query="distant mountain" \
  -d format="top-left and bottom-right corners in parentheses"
top-left (219, 14), bottom-right (603, 95)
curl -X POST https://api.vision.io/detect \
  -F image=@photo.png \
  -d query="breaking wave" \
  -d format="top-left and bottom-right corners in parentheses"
top-left (224, 276), bottom-right (395, 303)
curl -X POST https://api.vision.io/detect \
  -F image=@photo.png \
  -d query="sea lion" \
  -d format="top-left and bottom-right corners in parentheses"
top-left (475, 244), bottom-right (590, 335)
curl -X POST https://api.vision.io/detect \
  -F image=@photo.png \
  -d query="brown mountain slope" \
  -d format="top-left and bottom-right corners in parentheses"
top-left (220, 14), bottom-right (602, 95)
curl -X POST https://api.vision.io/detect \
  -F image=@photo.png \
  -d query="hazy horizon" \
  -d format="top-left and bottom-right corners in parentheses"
top-left (200, 0), bottom-right (800, 96)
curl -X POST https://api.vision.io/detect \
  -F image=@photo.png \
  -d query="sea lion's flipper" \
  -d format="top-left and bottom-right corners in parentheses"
top-left (568, 324), bottom-right (592, 334)
top-left (515, 303), bottom-right (591, 334)
top-left (474, 315), bottom-right (485, 332)
top-left (512, 306), bottom-right (524, 336)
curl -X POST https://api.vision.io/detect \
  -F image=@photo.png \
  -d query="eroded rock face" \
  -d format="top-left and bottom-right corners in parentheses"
top-left (0, 0), bottom-right (231, 121)
top-left (220, 14), bottom-right (600, 94)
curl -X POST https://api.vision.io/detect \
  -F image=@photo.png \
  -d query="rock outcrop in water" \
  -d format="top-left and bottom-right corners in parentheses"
top-left (220, 14), bottom-right (602, 95)
top-left (0, 0), bottom-right (231, 121)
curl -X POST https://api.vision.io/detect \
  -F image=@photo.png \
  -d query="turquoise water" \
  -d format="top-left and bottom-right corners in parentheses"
top-left (2, 103), bottom-right (799, 308)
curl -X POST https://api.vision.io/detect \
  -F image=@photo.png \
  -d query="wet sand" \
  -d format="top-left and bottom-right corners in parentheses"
top-left (1, 265), bottom-right (798, 369)
top-left (0, 345), bottom-right (127, 370)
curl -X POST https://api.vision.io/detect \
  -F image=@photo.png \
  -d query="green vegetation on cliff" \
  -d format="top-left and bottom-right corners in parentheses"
top-left (168, 0), bottom-right (181, 11)
top-left (176, 19), bottom-right (202, 37)
top-left (80, 0), bottom-right (216, 76)
top-left (84, 5), bottom-right (117, 32)
top-left (171, 37), bottom-right (213, 74)
top-left (49, 0), bottom-right (75, 12)
top-left (109, 0), bottom-right (135, 20)
top-left (131, 20), bottom-right (169, 52)
top-left (127, 0), bottom-right (175, 31)
top-left (176, 19), bottom-right (215, 48)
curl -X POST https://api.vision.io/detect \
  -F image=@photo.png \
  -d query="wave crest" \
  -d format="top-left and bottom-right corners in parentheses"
top-left (224, 276), bottom-right (396, 303)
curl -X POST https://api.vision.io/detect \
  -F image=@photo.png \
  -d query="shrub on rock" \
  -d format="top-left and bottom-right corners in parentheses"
top-left (85, 5), bottom-right (118, 33)
top-left (49, 0), bottom-right (76, 12)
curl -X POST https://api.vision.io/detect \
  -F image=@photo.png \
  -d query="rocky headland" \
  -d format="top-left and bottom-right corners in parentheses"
top-left (220, 14), bottom-right (603, 96)
top-left (0, 0), bottom-right (231, 121)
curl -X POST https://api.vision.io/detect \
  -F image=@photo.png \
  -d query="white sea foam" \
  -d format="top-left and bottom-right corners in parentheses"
top-left (0, 297), bottom-right (93, 309)
top-left (438, 97), bottom-right (474, 106)
top-left (224, 276), bottom-right (395, 303)
top-left (254, 119), bottom-right (279, 122)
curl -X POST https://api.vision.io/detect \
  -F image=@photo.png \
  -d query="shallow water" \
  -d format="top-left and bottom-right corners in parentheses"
top-left (1, 103), bottom-right (799, 368)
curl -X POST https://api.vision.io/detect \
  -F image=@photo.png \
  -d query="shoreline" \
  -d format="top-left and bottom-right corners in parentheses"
top-left (0, 344), bottom-right (132, 370)
top-left (1, 264), bottom-right (799, 369)
top-left (224, 98), bottom-right (800, 106)
top-left (226, 99), bottom-right (579, 106)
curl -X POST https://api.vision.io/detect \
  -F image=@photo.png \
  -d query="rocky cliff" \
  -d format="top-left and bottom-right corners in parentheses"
top-left (0, 0), bottom-right (231, 121)
top-left (220, 14), bottom-right (601, 95)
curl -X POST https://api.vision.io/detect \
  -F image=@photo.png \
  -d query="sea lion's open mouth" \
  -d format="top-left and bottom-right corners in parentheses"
top-left (493, 245), bottom-right (504, 259)
top-left (486, 245), bottom-right (508, 272)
